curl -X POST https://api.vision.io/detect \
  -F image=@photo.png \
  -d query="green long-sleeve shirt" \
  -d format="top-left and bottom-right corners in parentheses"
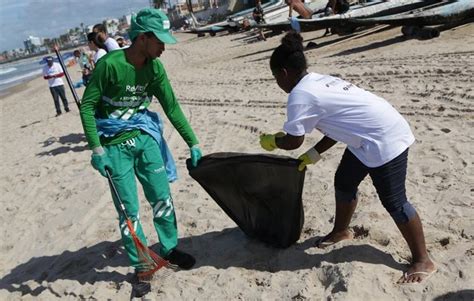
top-left (80, 50), bottom-right (198, 149)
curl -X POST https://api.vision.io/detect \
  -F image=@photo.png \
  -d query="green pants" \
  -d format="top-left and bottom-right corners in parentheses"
top-left (105, 133), bottom-right (177, 270)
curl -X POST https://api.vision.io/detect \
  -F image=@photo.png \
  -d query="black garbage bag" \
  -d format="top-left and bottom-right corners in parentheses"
top-left (187, 152), bottom-right (305, 248)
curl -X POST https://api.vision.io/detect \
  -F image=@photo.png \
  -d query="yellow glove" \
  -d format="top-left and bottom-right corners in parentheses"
top-left (298, 148), bottom-right (322, 171)
top-left (259, 132), bottom-right (285, 151)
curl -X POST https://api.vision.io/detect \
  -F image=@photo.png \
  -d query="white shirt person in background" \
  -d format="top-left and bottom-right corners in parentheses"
top-left (42, 56), bottom-right (70, 116)
top-left (93, 23), bottom-right (120, 51)
top-left (114, 35), bottom-right (130, 48)
top-left (87, 32), bottom-right (108, 63)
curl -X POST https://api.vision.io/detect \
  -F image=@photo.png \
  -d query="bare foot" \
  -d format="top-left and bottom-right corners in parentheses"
top-left (397, 259), bottom-right (436, 284)
top-left (315, 229), bottom-right (353, 249)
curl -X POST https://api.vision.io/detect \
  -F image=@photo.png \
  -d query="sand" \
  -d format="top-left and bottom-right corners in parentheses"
top-left (0, 23), bottom-right (473, 300)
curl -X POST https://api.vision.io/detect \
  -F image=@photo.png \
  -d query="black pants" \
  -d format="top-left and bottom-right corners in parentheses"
top-left (334, 148), bottom-right (416, 223)
top-left (49, 85), bottom-right (69, 114)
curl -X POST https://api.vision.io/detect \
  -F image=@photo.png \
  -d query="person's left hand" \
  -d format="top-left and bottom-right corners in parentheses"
top-left (259, 132), bottom-right (285, 151)
top-left (190, 145), bottom-right (202, 167)
top-left (297, 148), bottom-right (322, 171)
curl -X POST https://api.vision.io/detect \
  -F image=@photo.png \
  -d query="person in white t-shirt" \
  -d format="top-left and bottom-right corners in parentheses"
top-left (42, 56), bottom-right (70, 116)
top-left (93, 23), bottom-right (121, 51)
top-left (87, 32), bottom-right (108, 63)
top-left (259, 32), bottom-right (436, 284)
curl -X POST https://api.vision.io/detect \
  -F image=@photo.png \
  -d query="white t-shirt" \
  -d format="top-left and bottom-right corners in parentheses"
top-left (42, 62), bottom-right (64, 87)
top-left (283, 73), bottom-right (415, 167)
top-left (93, 49), bottom-right (107, 63)
top-left (104, 37), bottom-right (120, 51)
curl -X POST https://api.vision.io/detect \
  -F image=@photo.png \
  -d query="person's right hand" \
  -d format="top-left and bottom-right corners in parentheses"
top-left (189, 145), bottom-right (203, 168)
top-left (90, 147), bottom-right (112, 177)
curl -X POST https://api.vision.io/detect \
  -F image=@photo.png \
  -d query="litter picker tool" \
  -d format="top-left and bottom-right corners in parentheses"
top-left (53, 45), bottom-right (169, 278)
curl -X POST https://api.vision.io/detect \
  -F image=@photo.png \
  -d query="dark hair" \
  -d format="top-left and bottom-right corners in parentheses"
top-left (270, 31), bottom-right (307, 73)
top-left (93, 23), bottom-right (107, 33)
top-left (87, 32), bottom-right (107, 52)
top-left (131, 31), bottom-right (155, 44)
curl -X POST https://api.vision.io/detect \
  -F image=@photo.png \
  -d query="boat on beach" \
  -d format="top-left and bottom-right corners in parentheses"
top-left (256, 0), bottom-right (442, 33)
top-left (350, 0), bottom-right (474, 27)
top-left (244, 0), bottom-right (328, 29)
top-left (180, 0), bottom-right (286, 36)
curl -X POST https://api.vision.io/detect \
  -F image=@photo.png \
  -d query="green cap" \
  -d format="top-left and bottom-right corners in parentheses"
top-left (129, 8), bottom-right (177, 44)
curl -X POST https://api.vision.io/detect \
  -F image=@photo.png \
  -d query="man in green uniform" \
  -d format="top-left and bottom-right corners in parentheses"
top-left (79, 8), bottom-right (202, 294)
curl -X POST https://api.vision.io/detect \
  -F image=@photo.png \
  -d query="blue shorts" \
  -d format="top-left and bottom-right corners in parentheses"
top-left (334, 148), bottom-right (416, 224)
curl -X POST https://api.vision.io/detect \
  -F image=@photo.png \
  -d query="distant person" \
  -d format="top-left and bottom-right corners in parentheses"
top-left (326, 0), bottom-right (350, 15)
top-left (260, 32), bottom-right (436, 284)
top-left (42, 56), bottom-right (70, 116)
top-left (252, 0), bottom-right (265, 24)
top-left (242, 18), bottom-right (251, 30)
top-left (115, 35), bottom-right (128, 48)
top-left (323, 0), bottom-right (350, 36)
top-left (286, 0), bottom-right (313, 19)
top-left (73, 49), bottom-right (92, 85)
top-left (93, 23), bottom-right (121, 51)
top-left (252, 0), bottom-right (266, 41)
top-left (87, 32), bottom-right (108, 63)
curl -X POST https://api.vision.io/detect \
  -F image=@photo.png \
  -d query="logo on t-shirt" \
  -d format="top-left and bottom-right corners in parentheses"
top-left (125, 84), bottom-right (147, 93)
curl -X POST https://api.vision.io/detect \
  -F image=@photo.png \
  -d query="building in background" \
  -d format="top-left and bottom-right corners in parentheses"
top-left (105, 18), bottom-right (120, 36)
top-left (23, 36), bottom-right (43, 54)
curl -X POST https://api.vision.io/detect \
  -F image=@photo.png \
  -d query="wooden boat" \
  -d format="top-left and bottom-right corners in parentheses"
top-left (181, 0), bottom-right (286, 36)
top-left (257, 0), bottom-right (441, 33)
top-left (244, 0), bottom-right (328, 29)
top-left (351, 0), bottom-right (474, 27)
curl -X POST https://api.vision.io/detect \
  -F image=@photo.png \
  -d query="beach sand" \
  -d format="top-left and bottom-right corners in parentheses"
top-left (0, 24), bottom-right (473, 300)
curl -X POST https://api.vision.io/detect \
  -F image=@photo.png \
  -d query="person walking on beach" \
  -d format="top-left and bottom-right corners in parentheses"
top-left (80, 8), bottom-right (202, 295)
top-left (259, 32), bottom-right (436, 284)
top-left (42, 56), bottom-right (70, 116)
top-left (93, 23), bottom-right (121, 51)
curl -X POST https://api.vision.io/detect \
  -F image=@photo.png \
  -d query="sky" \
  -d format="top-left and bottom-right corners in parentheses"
top-left (0, 0), bottom-right (153, 52)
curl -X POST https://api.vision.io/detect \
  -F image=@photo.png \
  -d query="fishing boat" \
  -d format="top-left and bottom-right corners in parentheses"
top-left (351, 0), bottom-right (474, 27)
top-left (244, 0), bottom-right (328, 29)
top-left (256, 0), bottom-right (442, 33)
top-left (181, 0), bottom-right (286, 36)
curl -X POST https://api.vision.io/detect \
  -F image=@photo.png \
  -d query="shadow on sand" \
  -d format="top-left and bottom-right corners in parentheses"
top-left (432, 290), bottom-right (474, 301)
top-left (37, 133), bottom-right (88, 157)
top-left (0, 227), bottom-right (404, 296)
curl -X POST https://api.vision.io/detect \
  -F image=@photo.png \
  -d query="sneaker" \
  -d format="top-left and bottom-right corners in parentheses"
top-left (131, 271), bottom-right (151, 298)
top-left (164, 249), bottom-right (196, 270)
